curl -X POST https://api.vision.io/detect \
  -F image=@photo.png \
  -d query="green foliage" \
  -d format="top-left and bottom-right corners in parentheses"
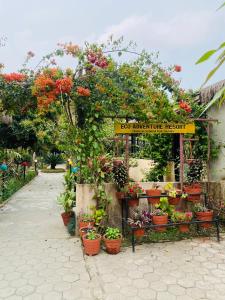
top-left (105, 227), bottom-right (121, 240)
top-left (0, 170), bottom-right (36, 202)
top-left (85, 230), bottom-right (99, 240)
top-left (92, 208), bottom-right (107, 226)
top-left (44, 153), bottom-right (63, 169)
top-left (113, 163), bottom-right (128, 191)
top-left (186, 161), bottom-right (204, 184)
top-left (57, 189), bottom-right (75, 213)
top-left (192, 203), bottom-right (210, 213)
top-left (155, 197), bottom-right (174, 216)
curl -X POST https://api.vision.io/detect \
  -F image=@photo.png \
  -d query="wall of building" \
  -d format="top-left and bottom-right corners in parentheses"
top-left (208, 105), bottom-right (225, 181)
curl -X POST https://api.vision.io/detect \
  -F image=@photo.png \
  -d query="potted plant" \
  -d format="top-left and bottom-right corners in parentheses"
top-left (127, 209), bottom-right (151, 237)
top-left (152, 209), bottom-right (168, 232)
top-left (103, 227), bottom-right (122, 254)
top-left (58, 190), bottom-right (75, 226)
top-left (127, 182), bottom-right (145, 207)
top-left (83, 230), bottom-right (101, 256)
top-left (78, 211), bottom-right (95, 229)
top-left (184, 160), bottom-right (203, 202)
top-left (146, 183), bottom-right (162, 205)
top-left (112, 163), bottom-right (128, 201)
top-left (152, 197), bottom-right (174, 232)
top-left (171, 211), bottom-right (193, 233)
top-left (193, 203), bottom-right (213, 229)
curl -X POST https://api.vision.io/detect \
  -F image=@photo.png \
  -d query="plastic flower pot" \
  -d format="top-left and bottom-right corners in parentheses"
top-left (184, 184), bottom-right (202, 202)
top-left (61, 212), bottom-right (73, 226)
top-left (103, 235), bottom-right (122, 254)
top-left (146, 189), bottom-right (162, 205)
top-left (83, 234), bottom-right (101, 256)
top-left (152, 215), bottom-right (168, 232)
top-left (79, 220), bottom-right (95, 229)
top-left (195, 211), bottom-right (213, 229)
top-left (178, 224), bottom-right (190, 233)
top-left (133, 228), bottom-right (145, 237)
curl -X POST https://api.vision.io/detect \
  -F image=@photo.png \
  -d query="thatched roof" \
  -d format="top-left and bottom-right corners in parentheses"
top-left (198, 79), bottom-right (225, 104)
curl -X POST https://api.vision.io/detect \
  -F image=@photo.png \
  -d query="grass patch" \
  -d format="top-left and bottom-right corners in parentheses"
top-left (0, 170), bottom-right (36, 204)
top-left (41, 168), bottom-right (65, 173)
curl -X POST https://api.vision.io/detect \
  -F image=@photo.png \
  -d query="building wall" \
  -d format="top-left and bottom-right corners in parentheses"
top-left (208, 105), bottom-right (225, 181)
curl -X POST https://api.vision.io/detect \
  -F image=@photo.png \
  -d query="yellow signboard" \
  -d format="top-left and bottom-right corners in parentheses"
top-left (114, 122), bottom-right (195, 134)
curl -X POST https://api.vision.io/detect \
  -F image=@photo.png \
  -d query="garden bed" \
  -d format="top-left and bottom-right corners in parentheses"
top-left (0, 170), bottom-right (37, 205)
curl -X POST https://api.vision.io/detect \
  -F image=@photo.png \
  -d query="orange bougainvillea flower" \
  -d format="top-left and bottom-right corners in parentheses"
top-left (77, 86), bottom-right (91, 97)
top-left (3, 72), bottom-right (27, 82)
top-left (55, 77), bottom-right (73, 94)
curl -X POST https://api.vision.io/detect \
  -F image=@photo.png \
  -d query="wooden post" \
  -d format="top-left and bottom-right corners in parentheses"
top-left (179, 134), bottom-right (184, 191)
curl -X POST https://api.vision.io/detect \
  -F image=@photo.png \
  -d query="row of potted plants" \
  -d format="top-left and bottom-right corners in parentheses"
top-left (128, 198), bottom-right (213, 237)
top-left (80, 226), bottom-right (122, 256)
top-left (116, 181), bottom-right (202, 207)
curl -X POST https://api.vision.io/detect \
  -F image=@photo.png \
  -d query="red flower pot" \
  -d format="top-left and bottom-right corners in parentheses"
top-left (169, 196), bottom-right (180, 206)
top-left (146, 189), bottom-right (162, 205)
top-left (129, 198), bottom-right (139, 207)
top-left (152, 215), bottom-right (168, 232)
top-left (61, 212), bottom-right (73, 226)
top-left (116, 192), bottom-right (126, 205)
top-left (178, 224), bottom-right (190, 233)
top-left (184, 184), bottom-right (202, 202)
top-left (133, 228), bottom-right (145, 237)
top-left (83, 234), bottom-right (101, 256)
top-left (79, 226), bottom-right (94, 238)
top-left (103, 235), bottom-right (122, 254)
top-left (195, 211), bottom-right (213, 229)
top-left (79, 220), bottom-right (95, 229)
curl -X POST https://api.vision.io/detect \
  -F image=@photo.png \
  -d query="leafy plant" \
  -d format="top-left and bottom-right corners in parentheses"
top-left (127, 182), bottom-right (145, 195)
top-left (79, 212), bottom-right (94, 222)
top-left (92, 208), bottom-right (107, 226)
top-left (44, 153), bottom-right (63, 169)
top-left (186, 160), bottom-right (204, 184)
top-left (171, 211), bottom-right (192, 223)
top-left (192, 203), bottom-right (210, 213)
top-left (57, 189), bottom-right (75, 213)
top-left (113, 163), bottom-right (128, 192)
top-left (155, 197), bottom-right (174, 216)
top-left (105, 227), bottom-right (121, 240)
top-left (85, 230), bottom-right (99, 240)
top-left (128, 208), bottom-right (151, 227)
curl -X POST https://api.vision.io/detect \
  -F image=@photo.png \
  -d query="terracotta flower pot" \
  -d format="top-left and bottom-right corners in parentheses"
top-left (128, 193), bottom-right (139, 207)
top-left (152, 215), bottom-right (168, 232)
top-left (61, 212), bottom-right (73, 226)
top-left (83, 234), bottom-right (101, 256)
top-left (146, 189), bottom-right (161, 205)
top-left (116, 192), bottom-right (126, 204)
top-left (79, 226), bottom-right (94, 238)
top-left (103, 235), bottom-right (122, 254)
top-left (79, 220), bottom-right (95, 229)
top-left (168, 196), bottom-right (180, 206)
top-left (195, 211), bottom-right (213, 229)
top-left (133, 228), bottom-right (145, 237)
top-left (184, 184), bottom-right (202, 202)
top-left (178, 224), bottom-right (190, 233)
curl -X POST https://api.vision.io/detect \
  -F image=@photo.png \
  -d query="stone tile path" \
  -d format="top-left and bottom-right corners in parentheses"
top-left (1, 172), bottom-right (225, 299)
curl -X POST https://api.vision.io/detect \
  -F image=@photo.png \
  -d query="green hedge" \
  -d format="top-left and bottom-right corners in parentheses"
top-left (0, 170), bottom-right (36, 203)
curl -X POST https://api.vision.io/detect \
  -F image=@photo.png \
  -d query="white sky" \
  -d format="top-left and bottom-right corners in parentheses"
top-left (0, 0), bottom-right (224, 90)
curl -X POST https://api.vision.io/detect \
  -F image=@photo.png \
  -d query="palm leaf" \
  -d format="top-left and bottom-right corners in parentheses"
top-left (199, 86), bottom-right (225, 117)
top-left (196, 49), bottom-right (217, 64)
top-left (217, 2), bottom-right (225, 10)
top-left (203, 56), bottom-right (225, 85)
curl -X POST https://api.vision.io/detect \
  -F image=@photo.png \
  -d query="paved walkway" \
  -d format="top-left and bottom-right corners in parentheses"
top-left (1, 173), bottom-right (225, 300)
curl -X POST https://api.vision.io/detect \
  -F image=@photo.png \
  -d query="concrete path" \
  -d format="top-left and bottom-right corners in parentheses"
top-left (0, 172), bottom-right (94, 300)
top-left (1, 172), bottom-right (225, 300)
